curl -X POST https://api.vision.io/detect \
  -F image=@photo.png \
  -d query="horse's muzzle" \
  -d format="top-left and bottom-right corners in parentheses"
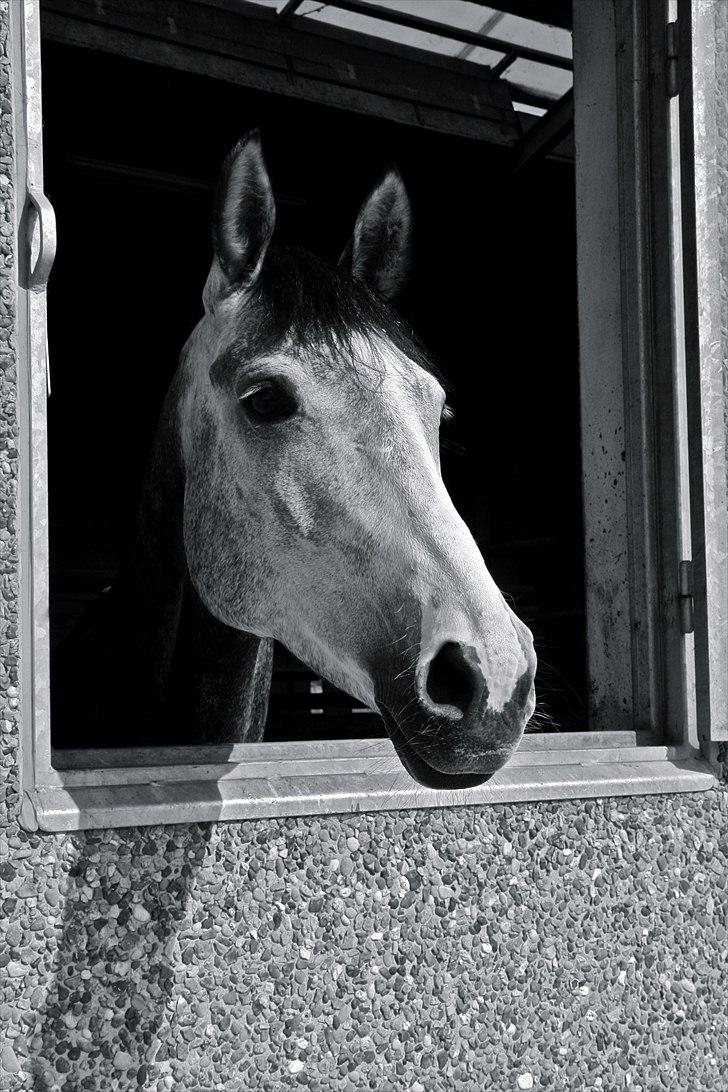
top-left (377, 638), bottom-right (536, 789)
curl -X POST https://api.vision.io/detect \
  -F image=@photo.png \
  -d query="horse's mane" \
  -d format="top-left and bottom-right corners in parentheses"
top-left (229, 243), bottom-right (447, 387)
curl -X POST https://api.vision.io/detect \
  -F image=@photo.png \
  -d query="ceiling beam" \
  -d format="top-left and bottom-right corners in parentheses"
top-left (513, 89), bottom-right (573, 172)
top-left (42, 0), bottom-right (524, 145)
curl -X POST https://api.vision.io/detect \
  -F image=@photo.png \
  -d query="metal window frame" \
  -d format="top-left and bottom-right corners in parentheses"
top-left (676, 0), bottom-right (728, 746)
top-left (10, 0), bottom-right (717, 833)
top-left (574, 0), bottom-right (692, 742)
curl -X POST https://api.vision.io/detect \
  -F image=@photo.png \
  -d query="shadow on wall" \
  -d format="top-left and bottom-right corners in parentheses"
top-left (29, 823), bottom-right (216, 1092)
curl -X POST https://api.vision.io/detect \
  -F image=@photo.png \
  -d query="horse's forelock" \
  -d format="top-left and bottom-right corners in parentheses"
top-left (220, 244), bottom-right (445, 389)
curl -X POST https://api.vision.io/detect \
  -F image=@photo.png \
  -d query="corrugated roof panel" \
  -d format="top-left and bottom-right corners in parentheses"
top-left (352, 0), bottom-right (499, 32)
top-left (232, 1), bottom-right (572, 105)
top-left (488, 11), bottom-right (571, 59)
top-left (297, 1), bottom-right (467, 57)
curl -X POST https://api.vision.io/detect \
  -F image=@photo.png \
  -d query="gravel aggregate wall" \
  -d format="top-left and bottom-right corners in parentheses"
top-left (1, 3), bottom-right (727, 1090)
top-left (1, 796), bottom-right (728, 1092)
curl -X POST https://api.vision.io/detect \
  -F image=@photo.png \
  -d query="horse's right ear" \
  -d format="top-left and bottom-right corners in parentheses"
top-left (210, 131), bottom-right (275, 298)
top-left (338, 167), bottom-right (412, 300)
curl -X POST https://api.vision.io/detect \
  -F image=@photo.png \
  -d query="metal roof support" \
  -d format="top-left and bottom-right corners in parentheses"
top-left (512, 88), bottom-right (573, 172)
top-left (491, 50), bottom-right (519, 79)
top-left (277, 0), bottom-right (304, 18)
top-left (470, 0), bottom-right (572, 32)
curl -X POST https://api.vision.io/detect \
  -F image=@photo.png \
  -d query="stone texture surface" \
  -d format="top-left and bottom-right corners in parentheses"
top-left (1, 796), bottom-right (728, 1092)
top-left (1, 4), bottom-right (728, 1092)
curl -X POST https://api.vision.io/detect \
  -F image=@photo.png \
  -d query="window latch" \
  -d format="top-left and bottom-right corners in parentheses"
top-left (667, 20), bottom-right (679, 98)
top-left (26, 189), bottom-right (56, 397)
top-left (678, 560), bottom-right (694, 634)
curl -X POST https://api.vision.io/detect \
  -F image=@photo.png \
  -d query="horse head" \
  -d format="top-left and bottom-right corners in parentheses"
top-left (178, 131), bottom-right (536, 788)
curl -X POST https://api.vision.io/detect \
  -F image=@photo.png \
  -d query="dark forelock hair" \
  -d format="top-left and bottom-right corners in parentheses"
top-left (231, 244), bottom-right (445, 387)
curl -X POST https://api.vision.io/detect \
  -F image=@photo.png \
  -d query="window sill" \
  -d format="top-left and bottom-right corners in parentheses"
top-left (21, 734), bottom-right (717, 831)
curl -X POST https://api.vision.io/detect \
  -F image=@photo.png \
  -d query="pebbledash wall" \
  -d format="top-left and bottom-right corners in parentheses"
top-left (1, 5), bottom-right (728, 1092)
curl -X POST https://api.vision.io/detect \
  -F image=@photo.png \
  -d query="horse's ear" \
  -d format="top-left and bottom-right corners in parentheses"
top-left (212, 130), bottom-right (275, 293)
top-left (339, 167), bottom-right (412, 300)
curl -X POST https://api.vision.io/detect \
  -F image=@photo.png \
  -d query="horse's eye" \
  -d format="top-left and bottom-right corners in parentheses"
top-left (240, 383), bottom-right (297, 423)
top-left (441, 402), bottom-right (455, 426)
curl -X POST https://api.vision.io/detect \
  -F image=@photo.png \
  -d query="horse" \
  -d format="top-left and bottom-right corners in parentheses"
top-left (52, 131), bottom-right (537, 789)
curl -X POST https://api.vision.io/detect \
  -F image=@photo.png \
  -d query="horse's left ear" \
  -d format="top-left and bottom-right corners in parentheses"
top-left (211, 130), bottom-right (275, 294)
top-left (339, 167), bottom-right (412, 300)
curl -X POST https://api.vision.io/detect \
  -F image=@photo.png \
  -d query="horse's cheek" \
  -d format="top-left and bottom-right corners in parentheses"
top-left (180, 472), bottom-right (244, 625)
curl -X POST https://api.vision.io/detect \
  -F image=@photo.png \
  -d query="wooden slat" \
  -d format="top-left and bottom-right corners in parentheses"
top-left (513, 88), bottom-right (573, 173)
top-left (51, 731), bottom-right (642, 772)
top-left (53, 737), bottom-right (394, 769)
top-left (49, 744), bottom-right (694, 789)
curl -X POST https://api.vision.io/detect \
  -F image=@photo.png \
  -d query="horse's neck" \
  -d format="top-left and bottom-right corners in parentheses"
top-left (163, 580), bottom-right (273, 745)
top-left (115, 386), bottom-right (273, 746)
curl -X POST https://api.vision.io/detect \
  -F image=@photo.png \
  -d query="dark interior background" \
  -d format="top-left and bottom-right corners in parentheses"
top-left (43, 39), bottom-right (586, 744)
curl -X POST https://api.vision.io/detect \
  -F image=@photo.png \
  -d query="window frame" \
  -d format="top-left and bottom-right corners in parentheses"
top-left (676, 0), bottom-right (728, 748)
top-left (12, 0), bottom-right (718, 832)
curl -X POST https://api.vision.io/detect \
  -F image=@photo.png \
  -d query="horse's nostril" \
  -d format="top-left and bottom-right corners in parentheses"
top-left (425, 642), bottom-right (475, 716)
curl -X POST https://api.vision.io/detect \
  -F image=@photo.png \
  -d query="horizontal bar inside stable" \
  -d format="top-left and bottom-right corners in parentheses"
top-left (48, 743), bottom-right (693, 789)
top-left (51, 731), bottom-right (645, 772)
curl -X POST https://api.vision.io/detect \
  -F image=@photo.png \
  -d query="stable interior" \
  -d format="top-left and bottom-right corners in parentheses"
top-left (43, 37), bottom-right (586, 744)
